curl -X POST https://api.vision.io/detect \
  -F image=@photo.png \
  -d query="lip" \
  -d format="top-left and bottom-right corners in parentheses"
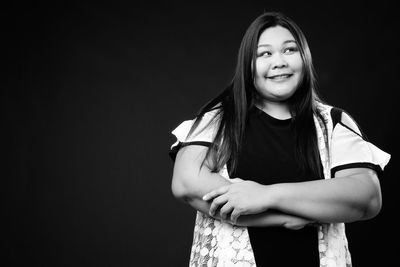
top-left (267, 73), bottom-right (293, 79)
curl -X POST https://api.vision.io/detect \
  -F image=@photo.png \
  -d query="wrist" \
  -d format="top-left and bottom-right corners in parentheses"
top-left (261, 183), bottom-right (281, 210)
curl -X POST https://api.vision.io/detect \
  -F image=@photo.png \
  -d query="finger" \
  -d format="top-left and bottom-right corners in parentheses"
top-left (203, 186), bottom-right (229, 201)
top-left (219, 203), bottom-right (234, 220)
top-left (231, 209), bottom-right (242, 224)
top-left (209, 195), bottom-right (228, 217)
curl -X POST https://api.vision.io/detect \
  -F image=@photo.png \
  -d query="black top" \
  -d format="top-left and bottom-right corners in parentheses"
top-left (229, 106), bottom-right (321, 267)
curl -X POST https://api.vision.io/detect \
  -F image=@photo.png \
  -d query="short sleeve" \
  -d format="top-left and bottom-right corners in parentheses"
top-left (330, 110), bottom-right (391, 177)
top-left (169, 109), bottom-right (220, 161)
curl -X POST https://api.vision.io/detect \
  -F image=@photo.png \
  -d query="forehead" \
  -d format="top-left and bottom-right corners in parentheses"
top-left (258, 25), bottom-right (295, 46)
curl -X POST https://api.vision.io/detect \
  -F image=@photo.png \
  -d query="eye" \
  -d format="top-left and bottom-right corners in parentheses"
top-left (283, 46), bottom-right (298, 54)
top-left (257, 51), bottom-right (272, 57)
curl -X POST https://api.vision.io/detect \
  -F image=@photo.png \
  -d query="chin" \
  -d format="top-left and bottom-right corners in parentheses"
top-left (272, 90), bottom-right (296, 99)
top-left (274, 96), bottom-right (293, 102)
top-left (255, 86), bottom-right (298, 102)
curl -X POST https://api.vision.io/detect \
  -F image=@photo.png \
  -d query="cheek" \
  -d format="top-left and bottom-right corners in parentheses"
top-left (255, 60), bottom-right (270, 77)
top-left (290, 55), bottom-right (304, 72)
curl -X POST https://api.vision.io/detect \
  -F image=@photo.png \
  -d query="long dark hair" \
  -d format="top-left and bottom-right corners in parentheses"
top-left (188, 12), bottom-right (326, 179)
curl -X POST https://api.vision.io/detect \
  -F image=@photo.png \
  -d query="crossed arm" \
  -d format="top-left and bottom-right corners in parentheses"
top-left (171, 145), bottom-right (382, 228)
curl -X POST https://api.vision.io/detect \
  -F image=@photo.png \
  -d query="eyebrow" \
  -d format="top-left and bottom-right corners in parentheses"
top-left (258, 40), bottom-right (297, 47)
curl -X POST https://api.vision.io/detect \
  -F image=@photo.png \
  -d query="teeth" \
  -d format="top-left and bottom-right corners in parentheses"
top-left (269, 74), bottom-right (290, 79)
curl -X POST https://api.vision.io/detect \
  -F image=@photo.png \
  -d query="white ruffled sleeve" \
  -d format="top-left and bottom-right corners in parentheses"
top-left (330, 112), bottom-right (391, 176)
top-left (169, 109), bottom-right (220, 161)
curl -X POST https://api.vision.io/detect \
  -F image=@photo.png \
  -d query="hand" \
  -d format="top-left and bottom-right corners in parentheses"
top-left (203, 180), bottom-right (271, 224)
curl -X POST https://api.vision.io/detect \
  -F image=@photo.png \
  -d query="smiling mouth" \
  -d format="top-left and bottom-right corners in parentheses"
top-left (267, 74), bottom-right (293, 80)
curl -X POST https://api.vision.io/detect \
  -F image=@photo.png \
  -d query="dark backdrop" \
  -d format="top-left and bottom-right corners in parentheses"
top-left (3, 1), bottom-right (397, 266)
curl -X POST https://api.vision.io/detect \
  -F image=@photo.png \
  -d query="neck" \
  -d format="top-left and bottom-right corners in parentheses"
top-left (256, 100), bottom-right (291, 120)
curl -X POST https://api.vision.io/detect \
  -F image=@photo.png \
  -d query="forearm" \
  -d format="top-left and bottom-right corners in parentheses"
top-left (235, 211), bottom-right (291, 227)
top-left (267, 172), bottom-right (381, 223)
top-left (176, 174), bottom-right (317, 229)
top-left (236, 210), bottom-right (315, 228)
top-left (188, 197), bottom-right (314, 228)
top-left (172, 145), bottom-right (313, 228)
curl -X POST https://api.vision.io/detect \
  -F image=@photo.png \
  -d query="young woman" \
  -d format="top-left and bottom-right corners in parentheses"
top-left (169, 12), bottom-right (390, 267)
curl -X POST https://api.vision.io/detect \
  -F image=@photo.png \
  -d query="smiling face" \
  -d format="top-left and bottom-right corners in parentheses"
top-left (254, 25), bottom-right (304, 105)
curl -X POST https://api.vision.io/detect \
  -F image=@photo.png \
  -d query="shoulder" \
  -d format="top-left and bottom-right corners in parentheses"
top-left (340, 112), bottom-right (362, 136)
top-left (316, 101), bottom-right (362, 135)
top-left (329, 106), bottom-right (391, 175)
top-left (169, 106), bottom-right (222, 160)
top-left (200, 105), bottom-right (222, 123)
top-left (171, 105), bottom-right (222, 143)
top-left (328, 106), bottom-right (363, 136)
top-left (194, 105), bottom-right (223, 132)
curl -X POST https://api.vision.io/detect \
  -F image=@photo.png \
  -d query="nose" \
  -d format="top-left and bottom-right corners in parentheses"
top-left (271, 53), bottom-right (288, 69)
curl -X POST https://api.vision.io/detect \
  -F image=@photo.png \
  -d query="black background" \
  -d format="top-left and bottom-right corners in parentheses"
top-left (3, 1), bottom-right (397, 266)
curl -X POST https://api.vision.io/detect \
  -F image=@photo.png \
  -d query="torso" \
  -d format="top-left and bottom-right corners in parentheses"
top-left (229, 106), bottom-right (321, 266)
